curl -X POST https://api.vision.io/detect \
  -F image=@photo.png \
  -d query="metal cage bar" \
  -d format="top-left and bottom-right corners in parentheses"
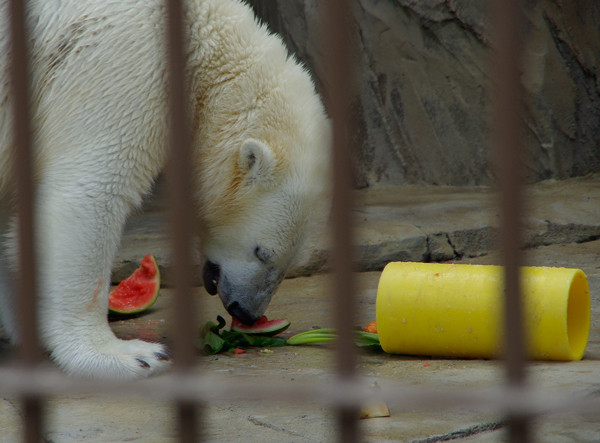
top-left (165, 0), bottom-right (201, 441)
top-left (320, 0), bottom-right (361, 441)
top-left (491, 0), bottom-right (529, 440)
top-left (7, 0), bottom-right (43, 442)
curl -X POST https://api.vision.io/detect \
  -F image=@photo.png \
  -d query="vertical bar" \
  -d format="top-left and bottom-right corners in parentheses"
top-left (7, 0), bottom-right (44, 441)
top-left (321, 1), bottom-right (360, 441)
top-left (491, 0), bottom-right (529, 441)
top-left (165, 0), bottom-right (199, 441)
top-left (21, 399), bottom-right (43, 443)
top-left (8, 0), bottom-right (40, 367)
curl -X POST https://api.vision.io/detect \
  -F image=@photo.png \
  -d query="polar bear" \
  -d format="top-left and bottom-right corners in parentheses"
top-left (0, 0), bottom-right (330, 379)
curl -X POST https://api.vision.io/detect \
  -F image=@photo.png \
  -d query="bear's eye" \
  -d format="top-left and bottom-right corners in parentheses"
top-left (254, 246), bottom-right (274, 265)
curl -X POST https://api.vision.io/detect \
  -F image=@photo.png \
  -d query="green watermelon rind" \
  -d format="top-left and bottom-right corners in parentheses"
top-left (108, 254), bottom-right (160, 315)
top-left (231, 316), bottom-right (291, 336)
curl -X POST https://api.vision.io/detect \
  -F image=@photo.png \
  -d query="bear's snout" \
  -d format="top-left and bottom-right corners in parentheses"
top-left (210, 263), bottom-right (285, 326)
top-left (202, 261), bottom-right (221, 295)
top-left (226, 301), bottom-right (260, 326)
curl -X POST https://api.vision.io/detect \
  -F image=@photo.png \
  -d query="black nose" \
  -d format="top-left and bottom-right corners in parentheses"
top-left (227, 302), bottom-right (259, 326)
top-left (202, 261), bottom-right (220, 295)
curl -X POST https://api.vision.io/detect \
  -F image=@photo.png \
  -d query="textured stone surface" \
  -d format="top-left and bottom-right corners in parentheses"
top-left (5, 237), bottom-right (599, 442)
top-left (1, 178), bottom-right (599, 442)
top-left (249, 0), bottom-right (600, 187)
top-left (112, 174), bottom-right (600, 285)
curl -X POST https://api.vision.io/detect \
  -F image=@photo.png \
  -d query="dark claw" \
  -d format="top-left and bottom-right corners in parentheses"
top-left (136, 358), bottom-right (151, 369)
top-left (155, 352), bottom-right (170, 362)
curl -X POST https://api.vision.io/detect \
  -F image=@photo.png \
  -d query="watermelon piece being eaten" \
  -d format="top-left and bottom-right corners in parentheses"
top-left (109, 254), bottom-right (160, 315)
top-left (231, 316), bottom-right (290, 336)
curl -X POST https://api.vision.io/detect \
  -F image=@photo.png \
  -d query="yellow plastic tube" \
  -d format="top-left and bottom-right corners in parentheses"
top-left (376, 262), bottom-right (590, 361)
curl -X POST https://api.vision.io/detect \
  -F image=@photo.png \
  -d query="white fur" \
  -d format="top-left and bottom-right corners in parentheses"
top-left (0, 0), bottom-right (330, 379)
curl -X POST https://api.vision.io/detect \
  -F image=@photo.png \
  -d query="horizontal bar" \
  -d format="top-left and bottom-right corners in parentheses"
top-left (0, 365), bottom-right (596, 417)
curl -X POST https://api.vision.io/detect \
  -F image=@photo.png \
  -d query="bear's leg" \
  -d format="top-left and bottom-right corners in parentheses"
top-left (32, 173), bottom-right (170, 379)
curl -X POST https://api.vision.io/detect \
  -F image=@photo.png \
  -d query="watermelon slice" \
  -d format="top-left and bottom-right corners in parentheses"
top-left (231, 316), bottom-right (290, 336)
top-left (109, 254), bottom-right (160, 315)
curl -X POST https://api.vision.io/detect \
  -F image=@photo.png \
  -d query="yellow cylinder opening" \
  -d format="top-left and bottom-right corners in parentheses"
top-left (566, 270), bottom-right (591, 360)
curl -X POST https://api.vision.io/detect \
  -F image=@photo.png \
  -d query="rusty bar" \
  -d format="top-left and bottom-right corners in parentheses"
top-left (8, 0), bottom-right (41, 369)
top-left (166, 0), bottom-right (194, 373)
top-left (165, 0), bottom-right (199, 441)
top-left (324, 0), bottom-right (356, 383)
top-left (1, 366), bottom-right (599, 417)
top-left (491, 0), bottom-right (529, 441)
top-left (321, 0), bottom-right (360, 441)
top-left (7, 0), bottom-right (44, 442)
top-left (21, 397), bottom-right (43, 443)
top-left (177, 402), bottom-right (198, 443)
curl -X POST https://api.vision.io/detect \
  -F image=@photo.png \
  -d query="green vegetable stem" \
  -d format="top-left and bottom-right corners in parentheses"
top-left (285, 328), bottom-right (337, 345)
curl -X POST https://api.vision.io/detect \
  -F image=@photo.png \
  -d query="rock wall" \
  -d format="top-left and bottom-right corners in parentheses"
top-left (248, 0), bottom-right (600, 187)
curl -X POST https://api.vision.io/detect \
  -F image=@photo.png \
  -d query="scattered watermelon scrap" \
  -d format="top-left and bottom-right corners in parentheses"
top-left (196, 316), bottom-right (382, 355)
top-left (109, 254), bottom-right (160, 315)
top-left (231, 316), bottom-right (290, 336)
top-left (197, 315), bottom-right (288, 355)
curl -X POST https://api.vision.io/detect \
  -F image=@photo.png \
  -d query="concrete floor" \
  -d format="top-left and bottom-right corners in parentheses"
top-left (1, 175), bottom-right (599, 442)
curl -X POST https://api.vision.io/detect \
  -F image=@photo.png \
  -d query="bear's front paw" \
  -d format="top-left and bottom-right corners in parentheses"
top-left (116, 339), bottom-right (171, 376)
top-left (53, 338), bottom-right (171, 380)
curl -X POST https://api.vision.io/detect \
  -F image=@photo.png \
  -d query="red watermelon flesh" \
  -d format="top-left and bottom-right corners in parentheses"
top-left (109, 254), bottom-right (160, 314)
top-left (231, 315), bottom-right (291, 336)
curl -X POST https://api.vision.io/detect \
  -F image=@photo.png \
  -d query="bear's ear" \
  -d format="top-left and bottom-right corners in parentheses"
top-left (238, 139), bottom-right (276, 186)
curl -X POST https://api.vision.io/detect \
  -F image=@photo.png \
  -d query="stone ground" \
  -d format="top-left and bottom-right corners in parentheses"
top-left (1, 174), bottom-right (599, 442)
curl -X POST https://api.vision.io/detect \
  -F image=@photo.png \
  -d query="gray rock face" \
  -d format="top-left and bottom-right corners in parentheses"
top-left (249, 0), bottom-right (600, 187)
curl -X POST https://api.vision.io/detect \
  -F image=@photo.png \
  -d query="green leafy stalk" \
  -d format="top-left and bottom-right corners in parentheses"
top-left (287, 328), bottom-right (381, 351)
top-left (354, 331), bottom-right (382, 350)
top-left (286, 328), bottom-right (337, 345)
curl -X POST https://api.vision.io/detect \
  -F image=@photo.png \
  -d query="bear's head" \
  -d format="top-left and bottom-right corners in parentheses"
top-left (192, 47), bottom-right (332, 325)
